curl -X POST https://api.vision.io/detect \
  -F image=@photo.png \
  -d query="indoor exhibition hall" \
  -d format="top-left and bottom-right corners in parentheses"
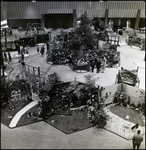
top-left (1, 1), bottom-right (145, 149)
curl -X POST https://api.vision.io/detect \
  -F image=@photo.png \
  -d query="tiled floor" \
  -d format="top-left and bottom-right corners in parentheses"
top-left (1, 30), bottom-right (145, 149)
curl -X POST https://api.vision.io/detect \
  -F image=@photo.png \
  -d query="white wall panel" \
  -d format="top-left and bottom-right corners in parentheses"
top-left (140, 9), bottom-right (145, 18)
top-left (109, 9), bottom-right (138, 18)
top-left (2, 1), bottom-right (145, 19)
top-left (47, 9), bottom-right (72, 14)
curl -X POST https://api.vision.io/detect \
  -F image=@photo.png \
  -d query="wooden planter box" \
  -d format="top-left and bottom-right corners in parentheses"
top-left (69, 63), bottom-right (90, 72)
top-left (117, 70), bottom-right (137, 86)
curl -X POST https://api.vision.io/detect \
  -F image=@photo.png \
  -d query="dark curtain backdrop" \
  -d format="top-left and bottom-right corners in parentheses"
top-left (7, 18), bottom-right (145, 29)
top-left (8, 19), bottom-right (41, 28)
top-left (44, 14), bottom-right (73, 29)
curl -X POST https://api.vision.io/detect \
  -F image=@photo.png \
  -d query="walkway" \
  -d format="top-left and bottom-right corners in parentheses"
top-left (9, 101), bottom-right (38, 128)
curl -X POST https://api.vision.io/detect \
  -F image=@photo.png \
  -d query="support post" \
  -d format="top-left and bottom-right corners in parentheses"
top-left (134, 9), bottom-right (141, 30)
top-left (73, 9), bottom-right (77, 28)
top-left (41, 14), bottom-right (45, 30)
top-left (105, 9), bottom-right (109, 28)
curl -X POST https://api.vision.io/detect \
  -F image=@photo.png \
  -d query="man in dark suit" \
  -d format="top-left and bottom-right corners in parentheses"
top-left (95, 57), bottom-right (101, 73)
top-left (132, 130), bottom-right (143, 149)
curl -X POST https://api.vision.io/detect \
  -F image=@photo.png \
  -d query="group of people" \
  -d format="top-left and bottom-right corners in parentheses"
top-left (89, 56), bottom-right (106, 73)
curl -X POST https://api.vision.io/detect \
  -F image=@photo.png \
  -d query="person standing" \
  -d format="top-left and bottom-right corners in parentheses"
top-left (4, 52), bottom-right (7, 61)
top-left (37, 45), bottom-right (39, 54)
top-left (46, 42), bottom-right (50, 54)
top-left (95, 57), bottom-right (101, 73)
top-left (21, 53), bottom-right (24, 63)
top-left (90, 58), bottom-right (95, 73)
top-left (40, 45), bottom-right (45, 55)
top-left (8, 52), bottom-right (11, 62)
top-left (132, 130), bottom-right (143, 149)
top-left (101, 57), bottom-right (106, 73)
top-left (16, 43), bottom-right (20, 54)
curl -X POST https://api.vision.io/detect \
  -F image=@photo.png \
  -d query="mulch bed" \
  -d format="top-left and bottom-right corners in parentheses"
top-left (109, 105), bottom-right (144, 127)
top-left (1, 99), bottom-right (31, 128)
top-left (44, 108), bottom-right (93, 134)
top-left (16, 103), bottom-right (42, 128)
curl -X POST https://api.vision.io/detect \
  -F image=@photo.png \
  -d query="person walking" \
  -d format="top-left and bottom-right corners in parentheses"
top-left (132, 130), bottom-right (143, 149)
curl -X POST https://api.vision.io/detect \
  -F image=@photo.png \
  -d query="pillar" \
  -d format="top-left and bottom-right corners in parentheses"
top-left (105, 9), bottom-right (109, 28)
top-left (41, 14), bottom-right (45, 30)
top-left (134, 9), bottom-right (141, 30)
top-left (73, 9), bottom-right (77, 28)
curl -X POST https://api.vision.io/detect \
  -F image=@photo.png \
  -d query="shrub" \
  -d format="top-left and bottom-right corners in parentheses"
top-left (141, 102), bottom-right (145, 116)
top-left (131, 103), bottom-right (136, 108)
top-left (122, 101), bottom-right (127, 107)
top-left (113, 96), bottom-right (118, 104)
top-left (127, 97), bottom-right (131, 105)
top-left (92, 109), bottom-right (108, 128)
top-left (137, 103), bottom-right (142, 108)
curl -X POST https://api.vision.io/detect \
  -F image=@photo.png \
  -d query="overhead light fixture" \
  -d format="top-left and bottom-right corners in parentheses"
top-left (99, 0), bottom-right (103, 2)
top-left (32, 0), bottom-right (36, 2)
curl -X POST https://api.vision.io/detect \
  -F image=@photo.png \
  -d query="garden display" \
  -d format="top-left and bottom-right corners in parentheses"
top-left (126, 29), bottom-right (144, 49)
top-left (46, 11), bottom-right (120, 69)
top-left (1, 70), bottom-right (111, 132)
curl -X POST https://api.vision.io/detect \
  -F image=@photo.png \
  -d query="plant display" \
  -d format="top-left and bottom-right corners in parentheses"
top-left (0, 76), bottom-right (11, 107)
top-left (117, 68), bottom-right (137, 86)
top-left (33, 73), bottom-right (108, 129)
top-left (46, 11), bottom-right (105, 65)
top-left (113, 83), bottom-right (145, 118)
top-left (113, 83), bottom-right (130, 107)
top-left (86, 85), bottom-right (108, 128)
top-left (46, 11), bottom-right (120, 68)
top-left (126, 29), bottom-right (143, 48)
top-left (84, 74), bottom-right (108, 128)
top-left (135, 90), bottom-right (145, 116)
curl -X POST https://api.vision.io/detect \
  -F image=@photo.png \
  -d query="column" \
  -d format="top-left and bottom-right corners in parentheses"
top-left (134, 9), bottom-right (141, 30)
top-left (73, 9), bottom-right (77, 28)
top-left (105, 9), bottom-right (109, 28)
top-left (41, 14), bottom-right (45, 30)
